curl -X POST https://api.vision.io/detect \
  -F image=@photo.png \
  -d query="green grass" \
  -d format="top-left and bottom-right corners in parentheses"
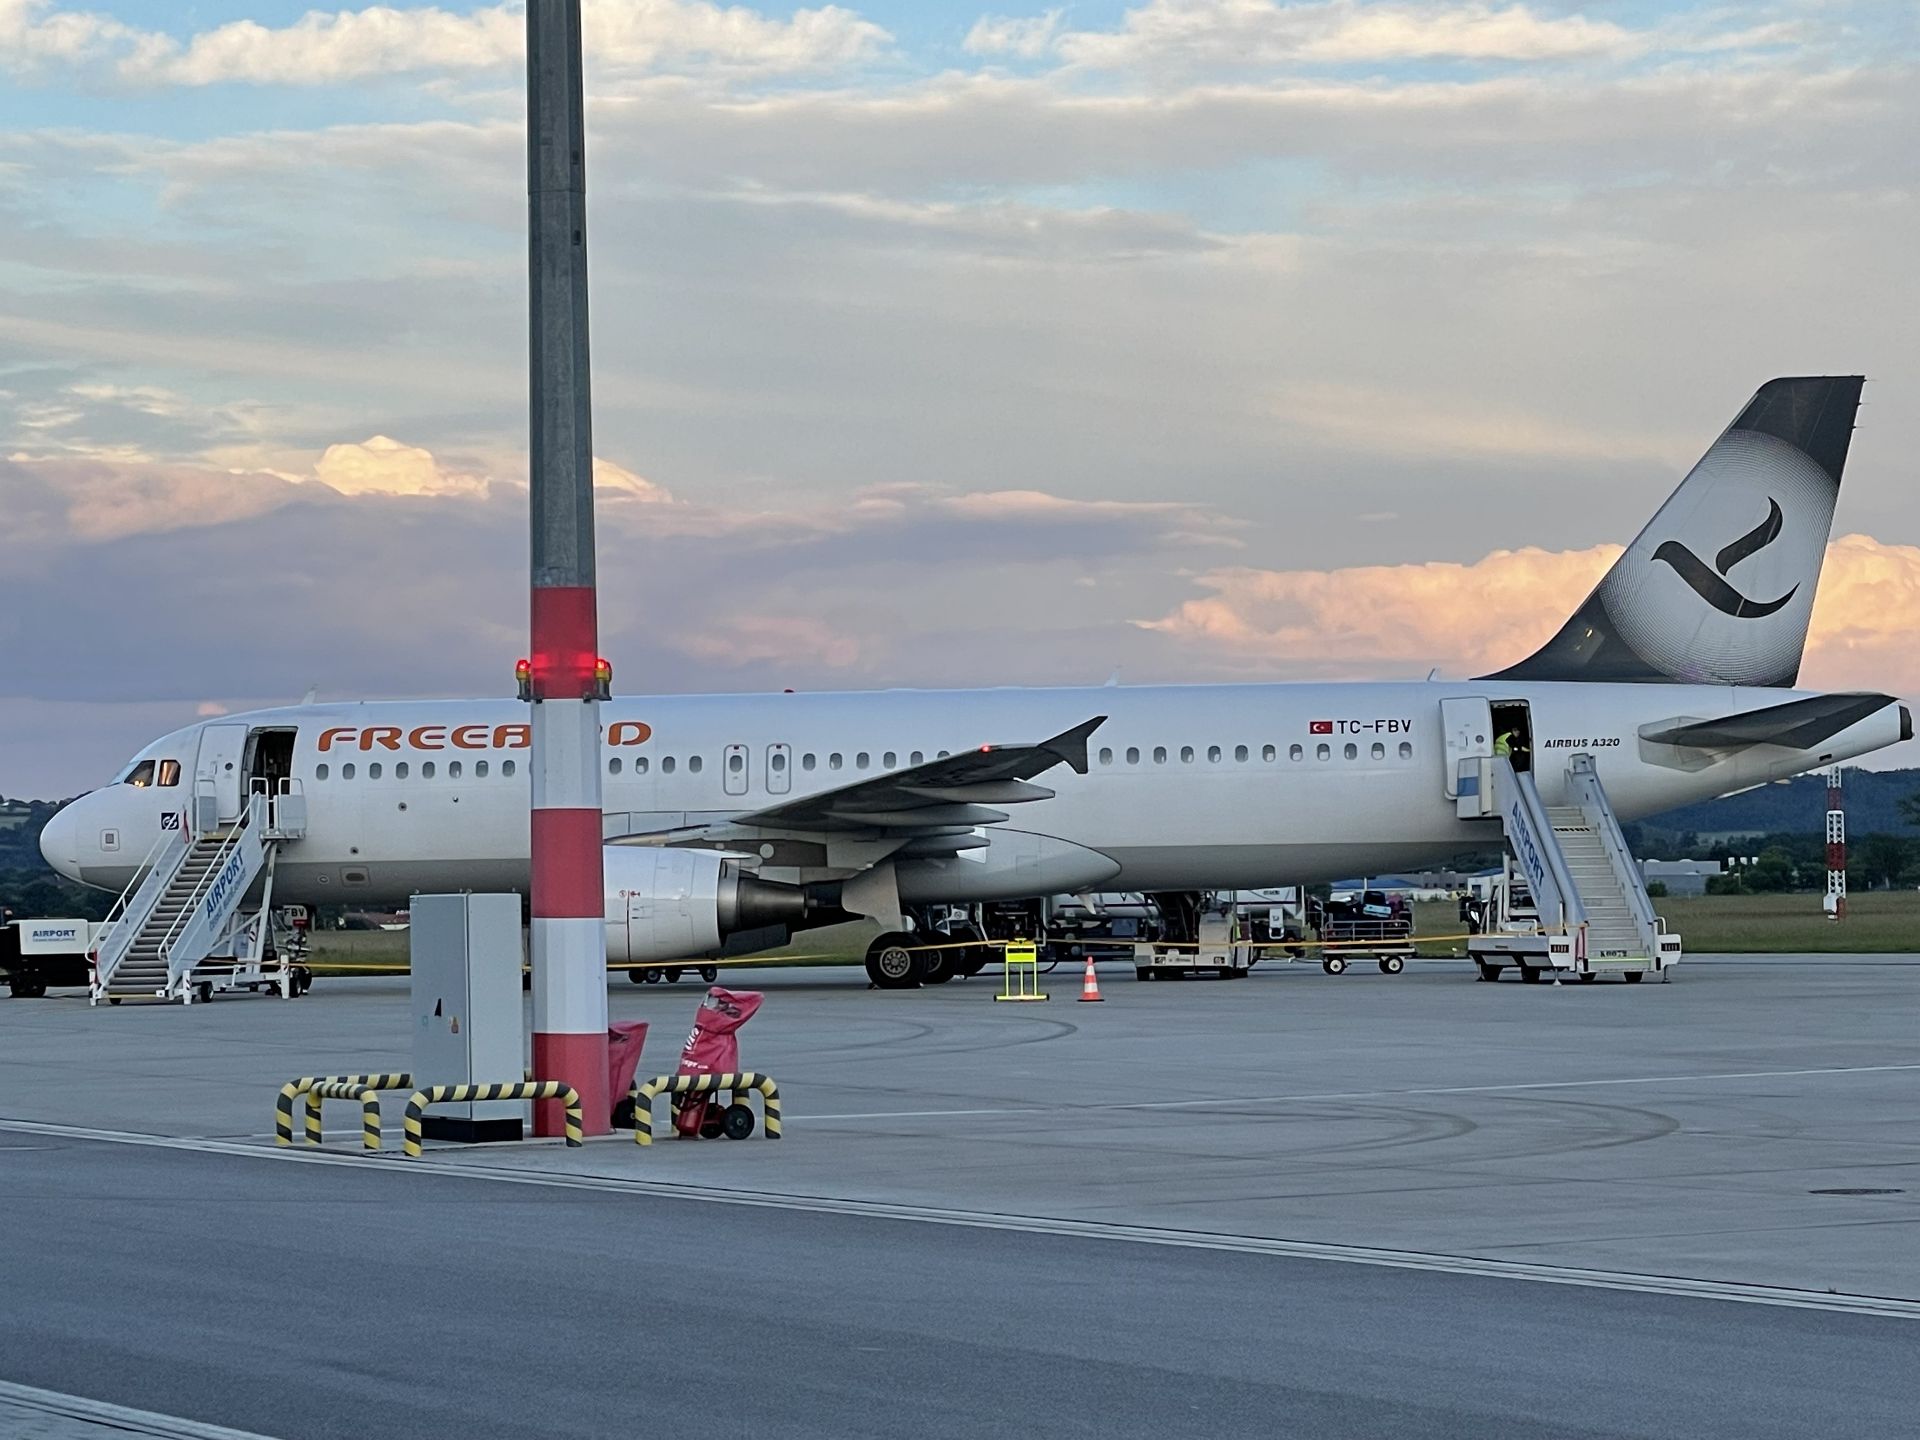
top-left (1652, 891), bottom-right (1919, 954)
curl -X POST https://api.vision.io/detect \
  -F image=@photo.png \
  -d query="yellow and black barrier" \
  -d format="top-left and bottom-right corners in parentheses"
top-left (276, 1073), bottom-right (412, 1146)
top-left (403, 1081), bottom-right (581, 1158)
top-left (306, 1080), bottom-right (386, 1152)
top-left (631, 1072), bottom-right (781, 1147)
top-left (995, 940), bottom-right (1047, 1001)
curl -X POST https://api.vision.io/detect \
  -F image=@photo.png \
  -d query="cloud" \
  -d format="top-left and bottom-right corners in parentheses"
top-left (310, 434), bottom-right (488, 497)
top-left (1137, 536), bottom-right (1920, 693)
top-left (3, 0), bottom-right (892, 86)
top-left (677, 614), bottom-right (860, 669)
top-left (965, 11), bottom-right (1061, 60)
top-left (1054, 1), bottom-right (1642, 71)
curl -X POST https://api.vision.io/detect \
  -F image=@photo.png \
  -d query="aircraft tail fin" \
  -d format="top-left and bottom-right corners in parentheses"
top-left (1485, 375), bottom-right (1863, 687)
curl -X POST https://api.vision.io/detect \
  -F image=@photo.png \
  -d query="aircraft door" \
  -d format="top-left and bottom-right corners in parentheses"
top-left (766, 743), bottom-right (791, 795)
top-left (1439, 697), bottom-right (1493, 800)
top-left (194, 723), bottom-right (250, 830)
top-left (723, 743), bottom-right (749, 797)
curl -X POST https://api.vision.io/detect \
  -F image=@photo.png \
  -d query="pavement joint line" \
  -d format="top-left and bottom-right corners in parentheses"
top-left (5, 1116), bottom-right (1919, 1321)
top-left (0, 1379), bottom-right (281, 1439)
top-left (797, 1063), bottom-right (1920, 1121)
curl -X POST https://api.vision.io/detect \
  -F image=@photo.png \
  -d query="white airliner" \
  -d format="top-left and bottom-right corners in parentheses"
top-left (40, 377), bottom-right (1911, 985)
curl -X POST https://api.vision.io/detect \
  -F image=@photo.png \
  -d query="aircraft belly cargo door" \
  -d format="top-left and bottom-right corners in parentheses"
top-left (193, 723), bottom-right (250, 832)
top-left (1440, 697), bottom-right (1493, 807)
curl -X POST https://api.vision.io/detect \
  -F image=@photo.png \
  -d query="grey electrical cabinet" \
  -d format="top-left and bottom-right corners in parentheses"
top-left (410, 893), bottom-right (525, 1143)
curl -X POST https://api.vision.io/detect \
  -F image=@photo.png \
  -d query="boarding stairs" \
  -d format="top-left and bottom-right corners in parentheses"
top-left (92, 784), bottom-right (306, 1004)
top-left (1464, 750), bottom-right (1679, 978)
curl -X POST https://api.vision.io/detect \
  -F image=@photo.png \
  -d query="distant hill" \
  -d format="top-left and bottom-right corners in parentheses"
top-left (1645, 768), bottom-right (1919, 839)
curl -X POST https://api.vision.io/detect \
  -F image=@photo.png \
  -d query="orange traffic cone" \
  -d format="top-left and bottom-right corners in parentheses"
top-left (1079, 954), bottom-right (1104, 1002)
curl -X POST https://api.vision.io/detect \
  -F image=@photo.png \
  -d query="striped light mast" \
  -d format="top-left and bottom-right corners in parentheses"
top-left (1825, 766), bottom-right (1847, 922)
top-left (524, 0), bottom-right (609, 1135)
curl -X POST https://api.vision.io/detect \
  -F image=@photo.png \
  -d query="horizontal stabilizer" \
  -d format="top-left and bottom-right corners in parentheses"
top-left (1639, 693), bottom-right (1897, 751)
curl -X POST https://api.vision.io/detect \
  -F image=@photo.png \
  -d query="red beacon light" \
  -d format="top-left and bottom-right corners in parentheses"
top-left (514, 657), bottom-right (534, 702)
top-left (593, 656), bottom-right (613, 701)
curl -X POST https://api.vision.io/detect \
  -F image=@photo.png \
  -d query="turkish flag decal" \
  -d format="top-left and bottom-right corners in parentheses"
top-left (1309, 720), bottom-right (1334, 734)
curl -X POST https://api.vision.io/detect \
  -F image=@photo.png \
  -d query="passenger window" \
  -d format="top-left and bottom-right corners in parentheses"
top-left (368, 762), bottom-right (383, 780)
top-left (1371, 742), bottom-right (1385, 760)
top-left (1180, 746), bottom-right (1194, 763)
top-left (910, 751), bottom-right (924, 765)
top-left (662, 756), bottom-right (677, 774)
top-left (1343, 743), bottom-right (1358, 760)
top-left (447, 761), bottom-right (461, 778)
top-left (727, 753), bottom-right (743, 775)
top-left (610, 757), bottom-right (623, 775)
top-left (1289, 744), bottom-right (1303, 762)
top-left (1098, 747), bottom-right (1113, 766)
top-left (1399, 741), bottom-right (1413, 759)
top-left (502, 759), bottom-right (515, 777)
top-left (1153, 747), bottom-right (1167, 764)
top-left (343, 763), bottom-right (357, 780)
top-left (316, 763), bottom-right (329, 781)
top-left (157, 759), bottom-right (181, 787)
top-left (476, 759), bottom-right (489, 777)
top-left (395, 762), bottom-right (410, 779)
top-left (1233, 745), bottom-right (1247, 763)
top-left (688, 756), bottom-right (702, 774)
top-left (1315, 744), bottom-right (1329, 762)
top-left (829, 753), bottom-right (843, 771)
top-left (803, 753), bottom-right (816, 771)
top-left (770, 752), bottom-right (786, 773)
top-left (125, 760), bottom-right (156, 788)
top-left (1207, 746), bottom-right (1222, 763)
top-left (938, 750), bottom-right (950, 759)
top-left (631, 758), bottom-right (645, 775)
top-left (422, 761), bottom-right (435, 778)
top-left (856, 752), bottom-right (869, 770)
top-left (1126, 747), bottom-right (1140, 765)
top-left (1263, 744), bottom-right (1277, 762)
top-left (884, 752), bottom-right (896, 768)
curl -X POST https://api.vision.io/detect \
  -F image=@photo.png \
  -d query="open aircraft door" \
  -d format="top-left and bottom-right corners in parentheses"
top-left (1440, 697), bottom-right (1493, 803)
top-left (193, 723), bottom-right (250, 832)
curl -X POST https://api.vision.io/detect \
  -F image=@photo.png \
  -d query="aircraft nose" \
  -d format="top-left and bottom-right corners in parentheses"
top-left (39, 801), bottom-right (85, 882)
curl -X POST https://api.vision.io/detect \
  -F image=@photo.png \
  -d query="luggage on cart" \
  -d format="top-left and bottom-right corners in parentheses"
top-left (672, 986), bottom-right (764, 1140)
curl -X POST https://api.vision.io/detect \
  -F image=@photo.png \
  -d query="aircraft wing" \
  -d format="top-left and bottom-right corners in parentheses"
top-left (726, 715), bottom-right (1107, 833)
top-left (1639, 693), bottom-right (1898, 751)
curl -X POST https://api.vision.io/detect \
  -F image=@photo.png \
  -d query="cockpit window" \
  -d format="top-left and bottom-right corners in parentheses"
top-left (123, 760), bottom-right (157, 787)
top-left (156, 759), bottom-right (182, 787)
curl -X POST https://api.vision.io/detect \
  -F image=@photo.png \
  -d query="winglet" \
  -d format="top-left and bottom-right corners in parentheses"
top-left (1041, 716), bottom-right (1106, 776)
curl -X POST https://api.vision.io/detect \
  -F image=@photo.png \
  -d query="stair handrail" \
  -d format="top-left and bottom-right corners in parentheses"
top-left (1492, 756), bottom-right (1587, 934)
top-left (91, 824), bottom-right (187, 989)
top-left (1567, 753), bottom-right (1659, 953)
top-left (154, 792), bottom-right (266, 988)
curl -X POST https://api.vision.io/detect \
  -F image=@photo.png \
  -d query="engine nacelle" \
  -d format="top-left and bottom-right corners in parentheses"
top-left (603, 846), bottom-right (807, 963)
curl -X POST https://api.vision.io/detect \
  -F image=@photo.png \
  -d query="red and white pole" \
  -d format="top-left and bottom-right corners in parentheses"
top-left (526, 0), bottom-right (608, 1135)
top-left (1825, 765), bottom-right (1847, 922)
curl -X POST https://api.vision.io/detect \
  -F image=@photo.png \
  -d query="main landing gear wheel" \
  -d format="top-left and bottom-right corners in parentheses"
top-left (950, 923), bottom-right (989, 978)
top-left (1322, 956), bottom-right (1347, 976)
top-left (722, 1103), bottom-right (756, 1140)
top-left (699, 966), bottom-right (719, 984)
top-left (865, 933), bottom-right (919, 989)
top-left (919, 937), bottom-right (957, 986)
top-left (1378, 956), bottom-right (1405, 975)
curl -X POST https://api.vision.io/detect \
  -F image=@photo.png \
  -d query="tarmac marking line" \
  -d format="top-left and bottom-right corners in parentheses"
top-left (4, 1116), bottom-right (1918, 1322)
top-left (799, 1064), bottom-right (1920, 1121)
top-left (0, 1378), bottom-right (282, 1440)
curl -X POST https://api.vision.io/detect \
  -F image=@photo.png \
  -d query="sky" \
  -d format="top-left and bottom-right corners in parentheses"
top-left (2, 0), bottom-right (1917, 798)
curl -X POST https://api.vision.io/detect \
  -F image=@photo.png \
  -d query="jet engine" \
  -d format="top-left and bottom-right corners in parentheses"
top-left (603, 846), bottom-right (809, 962)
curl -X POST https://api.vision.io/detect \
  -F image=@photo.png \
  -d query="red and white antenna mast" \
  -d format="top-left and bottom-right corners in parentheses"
top-left (1824, 766), bottom-right (1846, 921)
